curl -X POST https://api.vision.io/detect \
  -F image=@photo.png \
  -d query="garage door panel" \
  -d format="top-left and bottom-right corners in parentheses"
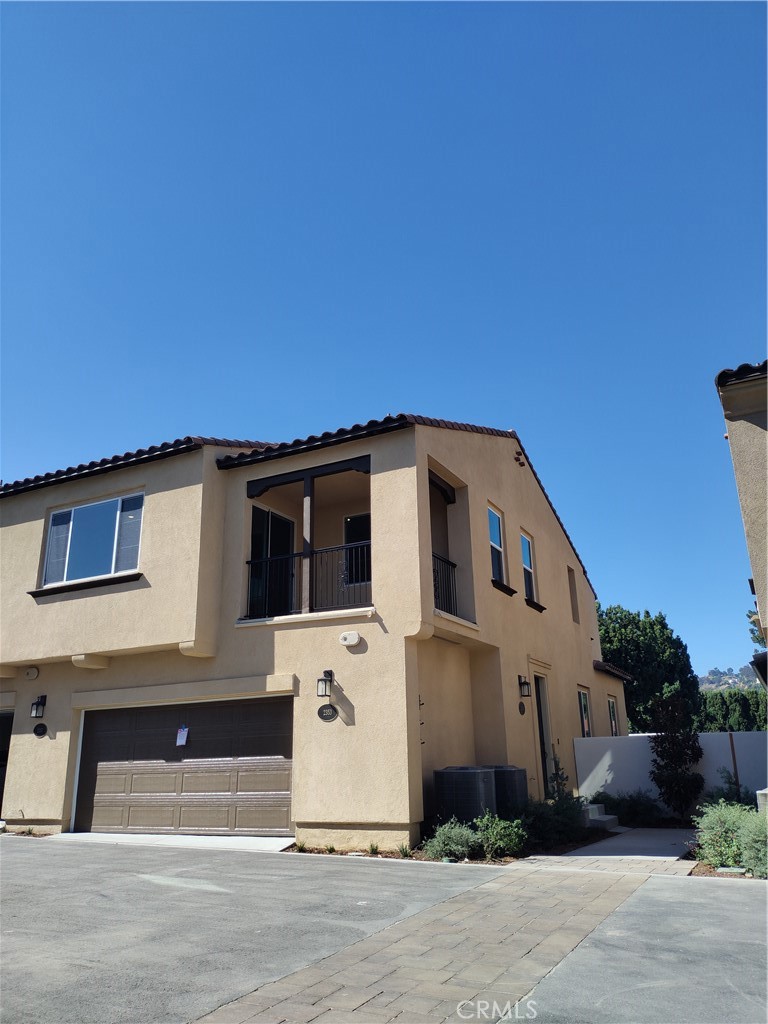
top-left (75, 697), bottom-right (293, 836)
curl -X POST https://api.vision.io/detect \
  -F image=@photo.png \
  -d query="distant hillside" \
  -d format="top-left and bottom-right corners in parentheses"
top-left (698, 664), bottom-right (761, 691)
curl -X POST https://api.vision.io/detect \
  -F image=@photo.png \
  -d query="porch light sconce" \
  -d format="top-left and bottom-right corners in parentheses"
top-left (30, 695), bottom-right (47, 719)
top-left (317, 670), bottom-right (334, 699)
top-left (518, 676), bottom-right (531, 698)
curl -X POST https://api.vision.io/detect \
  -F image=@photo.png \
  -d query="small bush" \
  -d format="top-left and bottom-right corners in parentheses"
top-left (368, 842), bottom-right (379, 856)
top-left (592, 789), bottom-right (664, 828)
top-left (522, 794), bottom-right (586, 850)
top-left (474, 811), bottom-right (527, 860)
top-left (295, 840), bottom-right (306, 852)
top-left (422, 818), bottom-right (480, 860)
top-left (397, 842), bottom-right (412, 859)
top-left (325, 844), bottom-right (336, 854)
top-left (739, 812), bottom-right (767, 878)
top-left (692, 801), bottom-right (754, 868)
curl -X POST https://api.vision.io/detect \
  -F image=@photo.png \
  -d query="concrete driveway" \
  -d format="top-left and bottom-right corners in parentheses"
top-left (1, 834), bottom-right (765, 1024)
top-left (0, 836), bottom-right (505, 1024)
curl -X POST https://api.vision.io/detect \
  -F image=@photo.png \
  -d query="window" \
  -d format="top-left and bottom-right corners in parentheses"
top-left (488, 507), bottom-right (505, 582)
top-left (43, 494), bottom-right (144, 586)
top-left (521, 532), bottom-right (537, 601)
top-left (608, 697), bottom-right (619, 737)
top-left (578, 690), bottom-right (592, 738)
top-left (567, 566), bottom-right (580, 623)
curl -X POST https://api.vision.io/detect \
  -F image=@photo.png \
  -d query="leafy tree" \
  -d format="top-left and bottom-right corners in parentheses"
top-left (597, 604), bottom-right (700, 732)
top-left (648, 684), bottom-right (704, 820)
top-left (696, 688), bottom-right (767, 732)
top-left (748, 610), bottom-right (766, 651)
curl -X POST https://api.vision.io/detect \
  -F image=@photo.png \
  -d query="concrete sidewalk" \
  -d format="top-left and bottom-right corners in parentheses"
top-left (48, 831), bottom-right (295, 853)
top-left (522, 827), bottom-right (696, 876)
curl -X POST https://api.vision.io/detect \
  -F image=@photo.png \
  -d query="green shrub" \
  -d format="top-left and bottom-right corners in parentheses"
top-left (522, 794), bottom-right (586, 850)
top-left (592, 789), bottom-right (664, 827)
top-left (295, 840), bottom-right (306, 852)
top-left (739, 812), bottom-right (767, 878)
top-left (692, 800), bottom-right (755, 868)
top-left (368, 842), bottom-right (379, 856)
top-left (474, 811), bottom-right (527, 860)
top-left (397, 842), bottom-right (412, 859)
top-left (422, 818), bottom-right (480, 860)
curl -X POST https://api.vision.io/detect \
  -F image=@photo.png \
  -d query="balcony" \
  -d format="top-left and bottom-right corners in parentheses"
top-left (247, 542), bottom-right (372, 619)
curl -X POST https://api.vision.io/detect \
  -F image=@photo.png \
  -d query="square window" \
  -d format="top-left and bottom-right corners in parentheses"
top-left (43, 494), bottom-right (144, 586)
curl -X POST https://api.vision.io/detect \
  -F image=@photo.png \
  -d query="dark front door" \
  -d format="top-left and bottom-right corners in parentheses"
top-left (249, 507), bottom-right (296, 617)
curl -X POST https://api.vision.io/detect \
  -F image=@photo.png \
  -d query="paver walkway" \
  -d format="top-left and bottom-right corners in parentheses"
top-left (193, 866), bottom-right (647, 1024)
top-left (193, 831), bottom-right (696, 1024)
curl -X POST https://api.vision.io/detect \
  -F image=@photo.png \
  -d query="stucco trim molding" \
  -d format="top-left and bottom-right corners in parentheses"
top-left (71, 673), bottom-right (297, 710)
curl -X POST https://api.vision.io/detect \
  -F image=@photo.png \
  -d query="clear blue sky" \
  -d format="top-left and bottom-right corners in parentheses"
top-left (2, 3), bottom-right (765, 676)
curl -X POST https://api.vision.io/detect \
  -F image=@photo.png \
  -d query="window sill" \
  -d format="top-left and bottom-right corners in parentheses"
top-left (525, 597), bottom-right (547, 613)
top-left (491, 579), bottom-right (517, 598)
top-left (28, 572), bottom-right (143, 598)
top-left (433, 608), bottom-right (479, 630)
top-left (236, 606), bottom-right (376, 627)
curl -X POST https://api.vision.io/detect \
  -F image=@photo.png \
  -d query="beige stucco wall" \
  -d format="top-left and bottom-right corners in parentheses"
top-left (0, 424), bottom-right (625, 847)
top-left (718, 374), bottom-right (767, 635)
top-left (0, 450), bottom-right (213, 664)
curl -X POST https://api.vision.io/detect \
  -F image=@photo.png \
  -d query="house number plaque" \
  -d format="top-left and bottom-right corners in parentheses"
top-left (317, 704), bottom-right (338, 722)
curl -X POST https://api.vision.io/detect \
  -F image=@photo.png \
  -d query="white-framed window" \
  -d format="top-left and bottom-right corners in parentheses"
top-left (521, 531), bottom-right (537, 601)
top-left (488, 506), bottom-right (505, 582)
top-left (42, 494), bottom-right (144, 586)
top-left (578, 689), bottom-right (592, 738)
top-left (608, 696), bottom-right (619, 737)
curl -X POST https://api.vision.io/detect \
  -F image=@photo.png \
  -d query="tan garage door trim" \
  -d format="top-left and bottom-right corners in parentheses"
top-left (71, 673), bottom-right (296, 710)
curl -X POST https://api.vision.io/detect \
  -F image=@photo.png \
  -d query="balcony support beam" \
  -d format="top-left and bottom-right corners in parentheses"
top-left (247, 455), bottom-right (370, 499)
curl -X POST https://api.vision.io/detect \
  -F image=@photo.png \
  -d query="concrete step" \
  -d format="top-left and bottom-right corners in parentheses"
top-left (588, 813), bottom-right (620, 830)
top-left (580, 803), bottom-right (607, 827)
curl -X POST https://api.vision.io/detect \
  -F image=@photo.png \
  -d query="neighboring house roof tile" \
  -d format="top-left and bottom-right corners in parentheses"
top-left (0, 436), bottom-right (267, 498)
top-left (715, 360), bottom-right (768, 389)
top-left (593, 659), bottom-right (633, 682)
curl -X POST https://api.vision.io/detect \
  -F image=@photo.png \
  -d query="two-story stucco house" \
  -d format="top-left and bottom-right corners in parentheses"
top-left (0, 415), bottom-right (627, 849)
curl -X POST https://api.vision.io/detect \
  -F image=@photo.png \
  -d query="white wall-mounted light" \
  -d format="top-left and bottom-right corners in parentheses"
top-left (518, 676), bottom-right (531, 698)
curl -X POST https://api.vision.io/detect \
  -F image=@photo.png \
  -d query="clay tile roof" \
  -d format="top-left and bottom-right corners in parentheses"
top-left (593, 660), bottom-right (633, 682)
top-left (0, 436), bottom-right (267, 498)
top-left (715, 360), bottom-right (768, 389)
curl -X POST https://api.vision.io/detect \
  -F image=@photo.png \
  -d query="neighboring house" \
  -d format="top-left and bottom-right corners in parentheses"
top-left (715, 361), bottom-right (768, 686)
top-left (0, 415), bottom-right (627, 848)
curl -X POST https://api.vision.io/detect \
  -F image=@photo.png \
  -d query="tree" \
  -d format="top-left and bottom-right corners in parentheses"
top-left (696, 688), bottom-right (767, 732)
top-left (748, 610), bottom-right (766, 651)
top-left (648, 684), bottom-right (704, 820)
top-left (597, 604), bottom-right (700, 732)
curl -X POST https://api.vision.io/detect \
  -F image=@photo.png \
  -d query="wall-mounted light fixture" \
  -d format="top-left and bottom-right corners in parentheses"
top-left (30, 695), bottom-right (47, 719)
top-left (317, 670), bottom-right (334, 699)
top-left (518, 676), bottom-right (531, 698)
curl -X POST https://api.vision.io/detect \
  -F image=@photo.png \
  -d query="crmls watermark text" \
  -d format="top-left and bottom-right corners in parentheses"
top-left (457, 999), bottom-right (538, 1020)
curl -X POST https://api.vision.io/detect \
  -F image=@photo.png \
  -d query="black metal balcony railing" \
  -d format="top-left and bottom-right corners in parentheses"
top-left (246, 542), bottom-right (371, 619)
top-left (247, 552), bottom-right (302, 619)
top-left (432, 552), bottom-right (458, 616)
top-left (312, 541), bottom-right (371, 611)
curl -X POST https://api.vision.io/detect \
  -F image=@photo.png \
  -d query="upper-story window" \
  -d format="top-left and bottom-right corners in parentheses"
top-left (488, 507), bottom-right (505, 583)
top-left (578, 689), bottom-right (592, 737)
top-left (520, 532), bottom-right (537, 601)
top-left (43, 494), bottom-right (144, 586)
top-left (608, 696), bottom-right (620, 736)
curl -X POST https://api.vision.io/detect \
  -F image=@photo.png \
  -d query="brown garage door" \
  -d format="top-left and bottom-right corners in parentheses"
top-left (74, 697), bottom-right (293, 835)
